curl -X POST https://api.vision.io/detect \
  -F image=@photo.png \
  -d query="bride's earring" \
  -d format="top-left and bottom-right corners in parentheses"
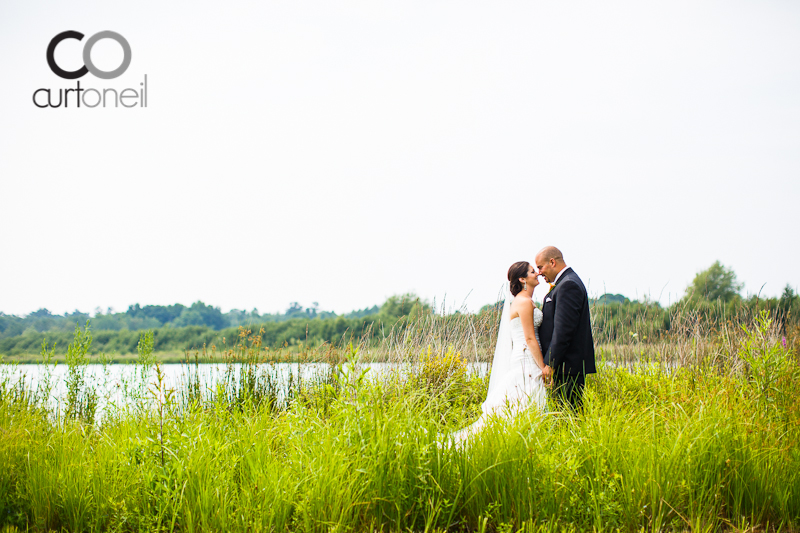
top-left (523, 281), bottom-right (528, 291)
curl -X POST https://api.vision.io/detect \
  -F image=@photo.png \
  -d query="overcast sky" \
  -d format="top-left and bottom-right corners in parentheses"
top-left (1, 0), bottom-right (798, 317)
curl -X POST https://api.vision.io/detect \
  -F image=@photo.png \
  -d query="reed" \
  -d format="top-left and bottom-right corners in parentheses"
top-left (0, 311), bottom-right (798, 532)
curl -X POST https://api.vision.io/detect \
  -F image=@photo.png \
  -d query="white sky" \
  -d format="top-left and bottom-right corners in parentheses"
top-left (1, 0), bottom-right (798, 317)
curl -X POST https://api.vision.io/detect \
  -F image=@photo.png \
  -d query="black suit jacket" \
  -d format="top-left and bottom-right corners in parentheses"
top-left (539, 267), bottom-right (596, 376)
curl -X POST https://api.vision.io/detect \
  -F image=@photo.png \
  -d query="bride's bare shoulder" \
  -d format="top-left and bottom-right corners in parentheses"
top-left (511, 294), bottom-right (533, 310)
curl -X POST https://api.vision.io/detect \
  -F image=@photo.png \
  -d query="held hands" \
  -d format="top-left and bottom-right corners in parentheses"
top-left (541, 365), bottom-right (553, 387)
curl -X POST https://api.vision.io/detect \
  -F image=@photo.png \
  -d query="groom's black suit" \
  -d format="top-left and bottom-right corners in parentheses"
top-left (539, 267), bottom-right (596, 410)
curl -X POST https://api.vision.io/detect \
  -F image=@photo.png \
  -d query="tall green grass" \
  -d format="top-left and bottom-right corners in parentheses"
top-left (0, 314), bottom-right (798, 532)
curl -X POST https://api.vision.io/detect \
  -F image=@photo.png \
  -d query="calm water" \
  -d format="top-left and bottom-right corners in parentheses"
top-left (0, 362), bottom-right (490, 419)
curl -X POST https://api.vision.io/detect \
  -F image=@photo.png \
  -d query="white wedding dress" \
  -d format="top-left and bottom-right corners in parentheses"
top-left (450, 296), bottom-right (547, 443)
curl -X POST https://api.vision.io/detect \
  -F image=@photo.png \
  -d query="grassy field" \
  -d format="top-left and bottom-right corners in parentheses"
top-left (1, 312), bottom-right (798, 532)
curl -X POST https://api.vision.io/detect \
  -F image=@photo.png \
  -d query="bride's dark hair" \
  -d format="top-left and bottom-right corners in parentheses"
top-left (508, 261), bottom-right (530, 297)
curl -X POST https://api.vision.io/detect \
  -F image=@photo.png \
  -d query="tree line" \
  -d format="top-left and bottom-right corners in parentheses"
top-left (0, 294), bottom-right (428, 356)
top-left (0, 299), bottom-right (392, 340)
top-left (590, 261), bottom-right (798, 342)
top-left (1, 263), bottom-right (798, 356)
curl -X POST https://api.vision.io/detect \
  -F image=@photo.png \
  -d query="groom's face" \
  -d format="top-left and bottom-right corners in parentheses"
top-left (536, 256), bottom-right (557, 283)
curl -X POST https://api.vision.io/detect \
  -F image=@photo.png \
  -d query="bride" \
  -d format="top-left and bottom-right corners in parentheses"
top-left (451, 261), bottom-right (548, 442)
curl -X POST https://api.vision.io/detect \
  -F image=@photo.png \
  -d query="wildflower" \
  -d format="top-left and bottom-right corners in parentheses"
top-left (782, 337), bottom-right (787, 349)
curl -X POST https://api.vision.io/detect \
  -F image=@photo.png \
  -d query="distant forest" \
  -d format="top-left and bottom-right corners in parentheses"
top-left (1, 262), bottom-right (798, 356)
top-left (1, 293), bottom-right (638, 341)
top-left (0, 300), bottom-right (383, 339)
top-left (0, 294), bottom-right (428, 356)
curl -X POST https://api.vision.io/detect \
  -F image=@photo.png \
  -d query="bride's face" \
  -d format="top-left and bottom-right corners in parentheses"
top-left (520, 264), bottom-right (540, 290)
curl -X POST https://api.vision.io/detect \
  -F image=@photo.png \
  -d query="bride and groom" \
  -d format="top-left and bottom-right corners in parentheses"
top-left (453, 246), bottom-right (596, 441)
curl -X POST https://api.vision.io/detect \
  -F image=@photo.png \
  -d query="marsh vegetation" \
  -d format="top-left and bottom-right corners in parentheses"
top-left (1, 304), bottom-right (799, 532)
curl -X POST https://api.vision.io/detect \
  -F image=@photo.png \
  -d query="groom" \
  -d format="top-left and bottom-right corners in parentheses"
top-left (535, 246), bottom-right (596, 411)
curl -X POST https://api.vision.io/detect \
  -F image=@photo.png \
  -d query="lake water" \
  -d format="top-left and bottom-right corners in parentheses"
top-left (0, 362), bottom-right (491, 419)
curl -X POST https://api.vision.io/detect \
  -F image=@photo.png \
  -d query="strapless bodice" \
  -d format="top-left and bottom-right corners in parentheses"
top-left (510, 307), bottom-right (542, 353)
top-left (509, 308), bottom-right (543, 328)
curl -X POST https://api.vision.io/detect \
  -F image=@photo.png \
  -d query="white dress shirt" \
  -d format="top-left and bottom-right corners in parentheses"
top-left (553, 265), bottom-right (569, 284)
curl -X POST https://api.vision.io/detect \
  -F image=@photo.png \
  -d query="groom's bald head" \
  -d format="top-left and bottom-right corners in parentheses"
top-left (535, 246), bottom-right (566, 283)
top-left (536, 246), bottom-right (563, 264)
